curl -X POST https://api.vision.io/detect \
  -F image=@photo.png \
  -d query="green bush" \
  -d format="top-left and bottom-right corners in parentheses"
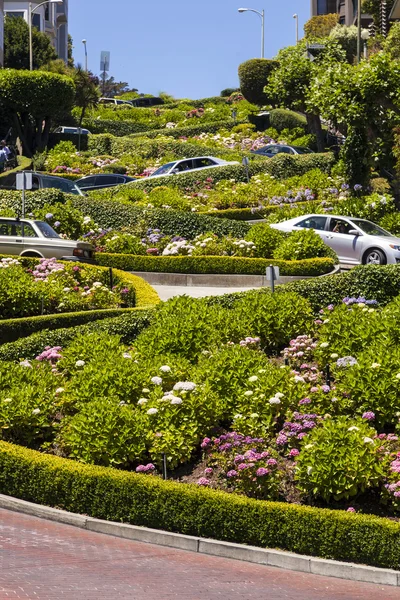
top-left (0, 308), bottom-right (136, 345)
top-left (273, 229), bottom-right (338, 262)
top-left (95, 253), bottom-right (335, 277)
top-left (245, 222), bottom-right (286, 258)
top-left (1, 441), bottom-right (400, 568)
top-left (127, 120), bottom-right (248, 140)
top-left (238, 59), bottom-right (279, 106)
top-left (87, 133), bottom-right (114, 155)
top-left (71, 196), bottom-right (252, 237)
top-left (296, 417), bottom-right (382, 502)
top-left (269, 109), bottom-right (307, 132)
top-left (130, 153), bottom-right (335, 192)
top-left (0, 310), bottom-right (153, 362)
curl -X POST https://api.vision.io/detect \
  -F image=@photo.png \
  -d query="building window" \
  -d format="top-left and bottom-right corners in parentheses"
top-left (5, 11), bottom-right (25, 19)
top-left (317, 0), bottom-right (337, 14)
top-left (45, 6), bottom-right (50, 21)
top-left (32, 13), bottom-right (41, 30)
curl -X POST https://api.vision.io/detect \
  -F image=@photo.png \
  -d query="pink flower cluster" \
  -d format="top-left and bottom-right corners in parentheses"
top-left (276, 413), bottom-right (319, 447)
top-left (32, 258), bottom-right (64, 281)
top-left (135, 463), bottom-right (156, 473)
top-left (282, 335), bottom-right (317, 364)
top-left (36, 346), bottom-right (62, 364)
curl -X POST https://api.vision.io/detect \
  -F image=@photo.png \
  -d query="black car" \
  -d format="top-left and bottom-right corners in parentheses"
top-left (251, 144), bottom-right (314, 158)
top-left (0, 171), bottom-right (84, 195)
top-left (75, 173), bottom-right (136, 192)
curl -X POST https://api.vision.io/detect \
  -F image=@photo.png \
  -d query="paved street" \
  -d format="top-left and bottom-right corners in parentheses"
top-left (153, 285), bottom-right (257, 301)
top-left (0, 508), bottom-right (399, 599)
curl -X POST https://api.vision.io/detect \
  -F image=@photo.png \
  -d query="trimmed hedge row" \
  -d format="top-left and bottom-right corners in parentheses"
top-left (0, 308), bottom-right (136, 345)
top-left (95, 254), bottom-right (336, 277)
top-left (71, 197), bottom-right (252, 237)
top-left (130, 153), bottom-right (335, 192)
top-left (127, 119), bottom-right (248, 140)
top-left (83, 119), bottom-right (158, 137)
top-left (108, 136), bottom-right (239, 161)
top-left (1, 440), bottom-right (399, 569)
top-left (0, 310), bottom-right (153, 362)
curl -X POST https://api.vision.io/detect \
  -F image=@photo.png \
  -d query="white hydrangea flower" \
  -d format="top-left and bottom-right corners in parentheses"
top-left (3, 398), bottom-right (12, 403)
top-left (371, 363), bottom-right (381, 369)
top-left (151, 376), bottom-right (163, 386)
top-left (248, 376), bottom-right (258, 383)
top-left (20, 360), bottom-right (32, 368)
top-left (244, 390), bottom-right (253, 397)
top-left (275, 392), bottom-right (284, 399)
top-left (348, 426), bottom-right (360, 432)
top-left (173, 381), bottom-right (196, 392)
top-left (75, 360), bottom-right (85, 367)
top-left (160, 365), bottom-right (171, 373)
top-left (55, 387), bottom-right (65, 395)
top-left (269, 397), bottom-right (281, 405)
top-left (320, 342), bottom-right (329, 348)
top-left (363, 437), bottom-right (374, 444)
top-left (147, 408), bottom-right (158, 415)
top-left (250, 413), bottom-right (259, 418)
top-left (32, 408), bottom-right (41, 415)
top-left (171, 398), bottom-right (183, 405)
top-left (138, 398), bottom-right (148, 405)
top-left (123, 353), bottom-right (132, 359)
top-left (233, 414), bottom-right (242, 420)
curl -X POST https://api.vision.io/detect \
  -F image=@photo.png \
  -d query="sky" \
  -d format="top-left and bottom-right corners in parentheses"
top-left (69, 0), bottom-right (311, 99)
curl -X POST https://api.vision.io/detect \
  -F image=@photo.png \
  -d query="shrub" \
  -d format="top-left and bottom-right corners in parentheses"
top-left (1, 441), bottom-right (400, 568)
top-left (114, 120), bottom-right (247, 140)
top-left (245, 222), bottom-right (285, 258)
top-left (95, 254), bottom-right (335, 277)
top-left (269, 109), bottom-right (307, 133)
top-left (0, 310), bottom-right (153, 362)
top-left (238, 59), bottom-right (279, 106)
top-left (295, 417), bottom-right (382, 502)
top-left (273, 229), bottom-right (338, 262)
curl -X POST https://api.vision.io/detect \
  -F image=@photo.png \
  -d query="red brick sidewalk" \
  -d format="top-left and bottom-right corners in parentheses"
top-left (0, 508), bottom-right (399, 600)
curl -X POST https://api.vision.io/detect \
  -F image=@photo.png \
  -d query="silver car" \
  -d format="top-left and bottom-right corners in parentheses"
top-left (148, 156), bottom-right (239, 179)
top-left (270, 214), bottom-right (400, 265)
top-left (0, 218), bottom-right (94, 262)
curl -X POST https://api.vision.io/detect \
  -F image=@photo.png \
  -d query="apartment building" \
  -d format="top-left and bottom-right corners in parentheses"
top-left (3, 0), bottom-right (68, 62)
top-left (0, 0), bottom-right (4, 67)
top-left (310, 0), bottom-right (371, 27)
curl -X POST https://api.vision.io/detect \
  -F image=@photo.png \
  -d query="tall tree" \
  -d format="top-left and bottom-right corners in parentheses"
top-left (0, 70), bottom-right (75, 155)
top-left (4, 16), bottom-right (57, 70)
top-left (238, 59), bottom-right (278, 106)
top-left (100, 76), bottom-right (130, 97)
top-left (74, 67), bottom-right (100, 127)
top-left (68, 34), bottom-right (74, 68)
top-left (304, 13), bottom-right (339, 39)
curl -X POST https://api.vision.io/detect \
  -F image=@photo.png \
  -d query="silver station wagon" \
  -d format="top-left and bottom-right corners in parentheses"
top-left (0, 218), bottom-right (94, 262)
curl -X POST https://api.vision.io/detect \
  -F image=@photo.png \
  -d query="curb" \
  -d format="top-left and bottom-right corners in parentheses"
top-left (1, 494), bottom-right (399, 587)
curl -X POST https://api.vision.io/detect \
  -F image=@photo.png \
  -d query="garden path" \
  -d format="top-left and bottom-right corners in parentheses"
top-left (0, 508), bottom-right (398, 600)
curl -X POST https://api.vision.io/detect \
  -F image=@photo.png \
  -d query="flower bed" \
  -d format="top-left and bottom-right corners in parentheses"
top-left (1, 439), bottom-right (400, 570)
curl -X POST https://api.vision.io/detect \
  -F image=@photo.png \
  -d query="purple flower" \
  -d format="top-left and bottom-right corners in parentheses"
top-left (45, 213), bottom-right (53, 220)
top-left (353, 184), bottom-right (363, 192)
top-left (196, 478), bottom-right (210, 486)
top-left (135, 465), bottom-right (146, 473)
top-left (289, 448), bottom-right (300, 457)
top-left (276, 434), bottom-right (288, 446)
top-left (299, 397), bottom-right (311, 405)
top-left (347, 507), bottom-right (356, 512)
top-left (204, 467), bottom-right (213, 476)
top-left (256, 467), bottom-right (269, 477)
top-left (362, 411), bottom-right (375, 421)
top-left (237, 463), bottom-right (248, 471)
top-left (54, 221), bottom-right (61, 228)
top-left (144, 463), bottom-right (155, 472)
top-left (267, 458), bottom-right (277, 467)
top-left (226, 470), bottom-right (238, 478)
top-left (321, 385), bottom-right (330, 393)
top-left (201, 437), bottom-right (211, 449)
top-left (336, 356), bottom-right (357, 368)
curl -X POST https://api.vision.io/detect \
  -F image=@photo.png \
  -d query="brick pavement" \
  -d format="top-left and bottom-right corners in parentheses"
top-left (0, 508), bottom-right (399, 600)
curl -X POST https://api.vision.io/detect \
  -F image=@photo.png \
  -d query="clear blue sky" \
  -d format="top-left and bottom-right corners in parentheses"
top-left (69, 0), bottom-right (310, 99)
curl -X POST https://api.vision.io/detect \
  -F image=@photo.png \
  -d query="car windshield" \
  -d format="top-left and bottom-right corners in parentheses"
top-left (34, 221), bottom-right (60, 239)
top-left (351, 218), bottom-right (392, 237)
top-left (292, 147), bottom-right (313, 154)
top-left (42, 177), bottom-right (82, 195)
top-left (151, 162), bottom-right (176, 176)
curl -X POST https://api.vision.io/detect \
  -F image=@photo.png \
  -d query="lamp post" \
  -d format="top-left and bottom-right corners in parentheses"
top-left (29, 0), bottom-right (62, 71)
top-left (357, 0), bottom-right (361, 63)
top-left (82, 39), bottom-right (88, 71)
top-left (238, 7), bottom-right (265, 59)
top-left (361, 28), bottom-right (370, 60)
top-left (293, 13), bottom-right (299, 44)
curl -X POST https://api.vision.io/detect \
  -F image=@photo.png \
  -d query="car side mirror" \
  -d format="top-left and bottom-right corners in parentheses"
top-left (349, 229), bottom-right (361, 236)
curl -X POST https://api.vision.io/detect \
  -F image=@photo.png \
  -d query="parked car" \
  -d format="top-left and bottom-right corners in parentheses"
top-left (251, 144), bottom-right (314, 158)
top-left (53, 126), bottom-right (91, 135)
top-left (99, 98), bottom-right (133, 106)
top-left (0, 172), bottom-right (85, 196)
top-left (0, 217), bottom-right (94, 262)
top-left (130, 96), bottom-right (164, 107)
top-left (148, 156), bottom-right (239, 179)
top-left (270, 214), bottom-right (400, 265)
top-left (75, 173), bottom-right (137, 192)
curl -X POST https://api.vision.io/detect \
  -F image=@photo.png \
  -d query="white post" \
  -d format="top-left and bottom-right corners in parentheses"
top-left (261, 9), bottom-right (265, 58)
top-left (29, 2), bottom-right (33, 71)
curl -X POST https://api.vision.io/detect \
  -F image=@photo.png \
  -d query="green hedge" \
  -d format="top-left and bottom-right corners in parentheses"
top-left (130, 153), bottom-right (335, 192)
top-left (1, 440), bottom-right (400, 569)
top-left (0, 308), bottom-right (136, 345)
top-left (127, 119), bottom-right (248, 140)
top-left (82, 119), bottom-right (158, 137)
top-left (269, 109), bottom-right (307, 132)
top-left (95, 254), bottom-right (335, 277)
top-left (71, 197), bottom-right (252, 237)
top-left (0, 310), bottom-right (153, 362)
top-left (109, 136), bottom-right (238, 161)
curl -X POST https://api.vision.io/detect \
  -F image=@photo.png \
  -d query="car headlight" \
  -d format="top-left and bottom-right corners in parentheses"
top-left (389, 244), bottom-right (400, 251)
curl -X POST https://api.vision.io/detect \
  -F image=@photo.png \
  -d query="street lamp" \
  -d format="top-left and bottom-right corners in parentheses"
top-left (293, 13), bottom-right (298, 44)
top-left (357, 0), bottom-right (361, 63)
top-left (238, 7), bottom-right (265, 59)
top-left (29, 0), bottom-right (62, 71)
top-left (361, 29), bottom-right (370, 60)
top-left (82, 39), bottom-right (88, 71)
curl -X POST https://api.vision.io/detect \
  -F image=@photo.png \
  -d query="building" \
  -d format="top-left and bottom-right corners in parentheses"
top-left (4, 0), bottom-right (68, 62)
top-left (0, 0), bottom-right (4, 67)
top-left (390, 0), bottom-right (400, 19)
top-left (310, 0), bottom-right (370, 27)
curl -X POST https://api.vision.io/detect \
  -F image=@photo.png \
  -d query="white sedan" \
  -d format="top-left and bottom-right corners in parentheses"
top-left (148, 156), bottom-right (239, 179)
top-left (270, 213), bottom-right (400, 265)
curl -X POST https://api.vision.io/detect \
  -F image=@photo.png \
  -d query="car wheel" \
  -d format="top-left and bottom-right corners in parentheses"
top-left (363, 249), bottom-right (386, 265)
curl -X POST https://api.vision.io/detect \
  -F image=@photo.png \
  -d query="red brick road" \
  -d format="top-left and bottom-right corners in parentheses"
top-left (0, 508), bottom-right (399, 600)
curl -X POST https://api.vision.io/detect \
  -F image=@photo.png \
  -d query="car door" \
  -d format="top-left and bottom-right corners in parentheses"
top-left (21, 221), bottom-right (40, 254)
top-left (174, 159), bottom-right (194, 173)
top-left (192, 158), bottom-right (217, 170)
top-left (95, 175), bottom-right (121, 189)
top-left (0, 219), bottom-right (23, 255)
top-left (77, 176), bottom-right (97, 191)
top-left (324, 217), bottom-right (363, 263)
top-left (292, 216), bottom-right (328, 239)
